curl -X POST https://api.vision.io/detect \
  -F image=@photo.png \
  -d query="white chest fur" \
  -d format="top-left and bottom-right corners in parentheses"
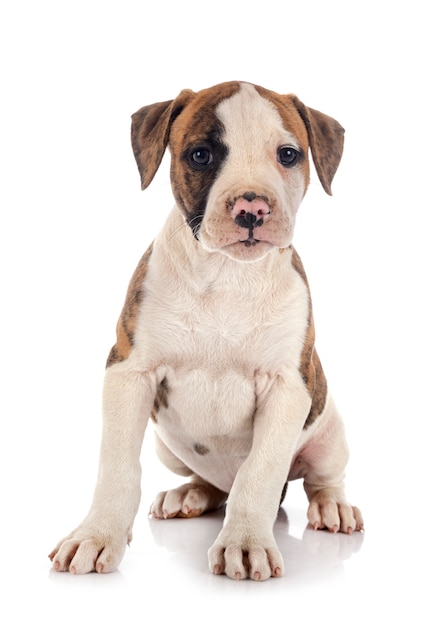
top-left (127, 209), bottom-right (311, 491)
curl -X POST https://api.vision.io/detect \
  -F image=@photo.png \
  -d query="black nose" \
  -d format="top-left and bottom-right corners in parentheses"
top-left (234, 212), bottom-right (260, 229)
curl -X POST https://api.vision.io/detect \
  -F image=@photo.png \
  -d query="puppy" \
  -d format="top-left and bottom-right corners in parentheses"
top-left (50, 81), bottom-right (363, 581)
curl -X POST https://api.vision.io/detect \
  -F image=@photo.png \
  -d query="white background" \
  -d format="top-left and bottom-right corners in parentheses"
top-left (1, 1), bottom-right (443, 623)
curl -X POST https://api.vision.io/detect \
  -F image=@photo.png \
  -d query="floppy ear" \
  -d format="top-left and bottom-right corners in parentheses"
top-left (131, 89), bottom-right (194, 190)
top-left (290, 96), bottom-right (344, 195)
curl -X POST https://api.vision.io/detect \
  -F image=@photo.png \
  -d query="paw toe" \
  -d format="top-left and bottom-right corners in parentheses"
top-left (150, 482), bottom-right (225, 520)
top-left (248, 546), bottom-right (271, 581)
top-left (50, 529), bottom-right (127, 575)
top-left (208, 537), bottom-right (284, 581)
top-left (308, 495), bottom-right (364, 534)
top-left (223, 545), bottom-right (248, 580)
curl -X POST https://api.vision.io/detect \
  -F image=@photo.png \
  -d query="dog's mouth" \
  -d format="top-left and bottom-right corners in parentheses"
top-left (198, 224), bottom-right (290, 261)
top-left (240, 237), bottom-right (260, 247)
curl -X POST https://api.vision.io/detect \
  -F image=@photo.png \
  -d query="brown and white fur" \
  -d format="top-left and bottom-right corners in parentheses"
top-left (50, 81), bottom-right (363, 581)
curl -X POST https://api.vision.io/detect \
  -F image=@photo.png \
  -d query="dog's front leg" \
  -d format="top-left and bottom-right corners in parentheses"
top-left (49, 364), bottom-right (154, 574)
top-left (208, 373), bottom-right (310, 581)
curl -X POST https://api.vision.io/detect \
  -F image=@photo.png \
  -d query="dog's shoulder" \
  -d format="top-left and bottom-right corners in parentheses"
top-left (106, 242), bottom-right (153, 368)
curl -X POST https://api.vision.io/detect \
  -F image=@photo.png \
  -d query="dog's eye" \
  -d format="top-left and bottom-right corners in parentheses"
top-left (190, 148), bottom-right (214, 167)
top-left (277, 146), bottom-right (301, 167)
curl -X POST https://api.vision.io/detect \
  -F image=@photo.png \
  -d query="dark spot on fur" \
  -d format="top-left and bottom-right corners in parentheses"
top-left (151, 377), bottom-right (169, 422)
top-left (193, 443), bottom-right (210, 456)
top-left (280, 481), bottom-right (288, 505)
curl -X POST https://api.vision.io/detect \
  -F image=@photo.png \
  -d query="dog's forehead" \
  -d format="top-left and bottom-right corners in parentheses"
top-left (169, 82), bottom-right (240, 147)
top-left (170, 82), bottom-right (308, 150)
top-left (216, 83), bottom-right (306, 149)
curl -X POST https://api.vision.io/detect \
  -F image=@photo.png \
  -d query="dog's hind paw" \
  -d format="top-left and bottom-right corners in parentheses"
top-left (150, 481), bottom-right (227, 519)
top-left (306, 488), bottom-right (364, 534)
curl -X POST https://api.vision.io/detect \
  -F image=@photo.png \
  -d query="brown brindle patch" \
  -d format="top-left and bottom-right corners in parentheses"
top-left (151, 376), bottom-right (169, 422)
top-left (303, 349), bottom-right (328, 428)
top-left (106, 243), bottom-right (153, 368)
top-left (254, 85), bottom-right (310, 186)
top-left (168, 82), bottom-right (240, 228)
top-left (131, 91), bottom-right (195, 191)
top-left (255, 84), bottom-right (344, 196)
top-left (131, 82), bottom-right (241, 235)
top-left (288, 96), bottom-right (344, 196)
top-left (291, 248), bottom-right (328, 429)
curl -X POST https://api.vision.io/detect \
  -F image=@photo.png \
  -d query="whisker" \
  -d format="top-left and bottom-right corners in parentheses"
top-left (166, 213), bottom-right (203, 243)
top-left (187, 214), bottom-right (203, 240)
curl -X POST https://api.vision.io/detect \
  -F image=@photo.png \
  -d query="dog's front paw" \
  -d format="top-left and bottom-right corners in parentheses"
top-left (150, 481), bottom-right (226, 519)
top-left (208, 527), bottom-right (284, 581)
top-left (307, 488), bottom-right (364, 534)
top-left (49, 523), bottom-right (129, 574)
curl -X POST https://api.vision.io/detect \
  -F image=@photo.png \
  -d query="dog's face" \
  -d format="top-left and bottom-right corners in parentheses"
top-left (131, 81), bottom-right (344, 262)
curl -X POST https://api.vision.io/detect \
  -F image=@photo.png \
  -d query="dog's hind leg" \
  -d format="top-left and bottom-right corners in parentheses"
top-left (298, 396), bottom-right (364, 533)
top-left (151, 432), bottom-right (227, 518)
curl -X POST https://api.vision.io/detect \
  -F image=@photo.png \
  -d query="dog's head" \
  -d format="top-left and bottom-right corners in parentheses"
top-left (131, 81), bottom-right (344, 262)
